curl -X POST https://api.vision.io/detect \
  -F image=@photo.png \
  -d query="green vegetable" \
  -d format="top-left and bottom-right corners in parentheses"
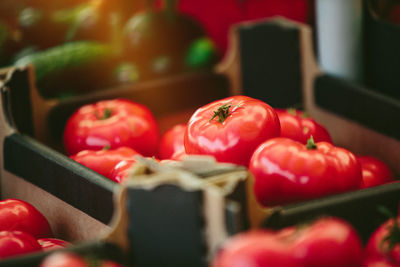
top-left (14, 41), bottom-right (112, 81)
top-left (185, 37), bottom-right (219, 68)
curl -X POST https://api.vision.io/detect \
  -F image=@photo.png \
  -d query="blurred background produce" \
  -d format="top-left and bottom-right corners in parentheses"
top-left (0, 0), bottom-right (220, 99)
top-left (0, 0), bottom-right (313, 100)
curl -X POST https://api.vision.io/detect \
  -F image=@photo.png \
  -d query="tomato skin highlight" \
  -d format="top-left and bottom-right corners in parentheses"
top-left (37, 238), bottom-right (70, 251)
top-left (0, 199), bottom-right (52, 239)
top-left (357, 156), bottom-right (395, 189)
top-left (249, 137), bottom-right (362, 206)
top-left (185, 95), bottom-right (280, 166)
top-left (275, 108), bottom-right (332, 144)
top-left (109, 160), bottom-right (136, 183)
top-left (0, 231), bottom-right (42, 259)
top-left (40, 252), bottom-right (89, 267)
top-left (212, 217), bottom-right (363, 267)
top-left (63, 99), bottom-right (159, 157)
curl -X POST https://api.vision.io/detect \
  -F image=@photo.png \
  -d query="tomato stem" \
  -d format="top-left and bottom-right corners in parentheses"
top-left (378, 206), bottom-right (400, 252)
top-left (306, 136), bottom-right (317, 149)
top-left (286, 108), bottom-right (297, 116)
top-left (210, 103), bottom-right (235, 123)
top-left (95, 109), bottom-right (112, 120)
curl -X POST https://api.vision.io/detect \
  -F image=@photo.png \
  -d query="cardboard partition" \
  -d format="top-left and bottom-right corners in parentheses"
top-left (103, 156), bottom-right (268, 267)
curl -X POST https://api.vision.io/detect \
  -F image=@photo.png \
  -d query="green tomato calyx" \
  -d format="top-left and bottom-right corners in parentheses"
top-left (306, 136), bottom-right (317, 150)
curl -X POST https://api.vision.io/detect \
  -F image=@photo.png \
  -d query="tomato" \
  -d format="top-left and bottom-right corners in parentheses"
top-left (0, 199), bottom-right (52, 238)
top-left (40, 252), bottom-right (125, 267)
top-left (212, 217), bottom-right (363, 267)
top-left (158, 124), bottom-right (186, 160)
top-left (275, 108), bottom-right (332, 144)
top-left (70, 146), bottom-right (140, 180)
top-left (363, 257), bottom-right (397, 267)
top-left (364, 216), bottom-right (400, 266)
top-left (40, 252), bottom-right (89, 267)
top-left (185, 95), bottom-right (280, 166)
top-left (37, 238), bottom-right (70, 251)
top-left (170, 148), bottom-right (187, 161)
top-left (0, 231), bottom-right (42, 259)
top-left (63, 99), bottom-right (159, 157)
top-left (249, 137), bottom-right (362, 206)
top-left (357, 156), bottom-right (395, 189)
top-left (109, 160), bottom-right (135, 183)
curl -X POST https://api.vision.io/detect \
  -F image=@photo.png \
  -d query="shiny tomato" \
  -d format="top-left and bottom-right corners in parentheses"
top-left (0, 231), bottom-right (42, 259)
top-left (37, 238), bottom-right (70, 251)
top-left (170, 148), bottom-right (187, 161)
top-left (109, 160), bottom-right (135, 183)
top-left (275, 108), bottom-right (332, 144)
top-left (249, 137), bottom-right (362, 206)
top-left (185, 95), bottom-right (280, 166)
top-left (40, 252), bottom-right (125, 267)
top-left (40, 252), bottom-right (89, 267)
top-left (357, 156), bottom-right (395, 189)
top-left (63, 99), bottom-right (159, 157)
top-left (0, 199), bottom-right (52, 238)
top-left (364, 216), bottom-right (400, 266)
top-left (363, 257), bottom-right (395, 267)
top-left (212, 217), bottom-right (363, 267)
top-left (70, 147), bottom-right (140, 180)
top-left (158, 124), bottom-right (186, 160)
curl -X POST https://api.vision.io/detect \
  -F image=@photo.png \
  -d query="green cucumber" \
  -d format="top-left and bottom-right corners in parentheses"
top-left (14, 41), bottom-right (112, 81)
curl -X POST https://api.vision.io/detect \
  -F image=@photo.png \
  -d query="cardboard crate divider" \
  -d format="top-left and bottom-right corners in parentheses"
top-left (103, 156), bottom-right (261, 267)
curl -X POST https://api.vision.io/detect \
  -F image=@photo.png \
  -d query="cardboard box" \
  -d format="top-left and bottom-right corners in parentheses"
top-left (1, 16), bottom-right (400, 266)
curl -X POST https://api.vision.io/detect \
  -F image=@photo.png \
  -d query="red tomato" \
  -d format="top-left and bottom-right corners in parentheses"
top-left (0, 199), bottom-right (52, 238)
top-left (0, 231), bottom-right (42, 259)
top-left (275, 108), bottom-right (332, 144)
top-left (40, 252), bottom-right (89, 267)
top-left (170, 148), bottom-right (187, 161)
top-left (158, 124), bottom-right (186, 160)
top-left (109, 160), bottom-right (136, 183)
top-left (212, 217), bottom-right (363, 267)
top-left (357, 156), bottom-right (395, 189)
top-left (40, 252), bottom-right (125, 267)
top-left (63, 99), bottom-right (159, 157)
top-left (249, 137), bottom-right (362, 206)
top-left (185, 95), bottom-right (280, 166)
top-left (363, 257), bottom-right (397, 267)
top-left (365, 216), bottom-right (400, 266)
top-left (70, 147), bottom-right (140, 180)
top-left (37, 238), bottom-right (70, 251)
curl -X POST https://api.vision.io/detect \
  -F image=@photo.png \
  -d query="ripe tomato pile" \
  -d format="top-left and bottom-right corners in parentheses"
top-left (0, 198), bottom-right (124, 265)
top-left (0, 199), bottom-right (69, 259)
top-left (65, 95), bottom-right (396, 207)
top-left (212, 213), bottom-right (400, 267)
